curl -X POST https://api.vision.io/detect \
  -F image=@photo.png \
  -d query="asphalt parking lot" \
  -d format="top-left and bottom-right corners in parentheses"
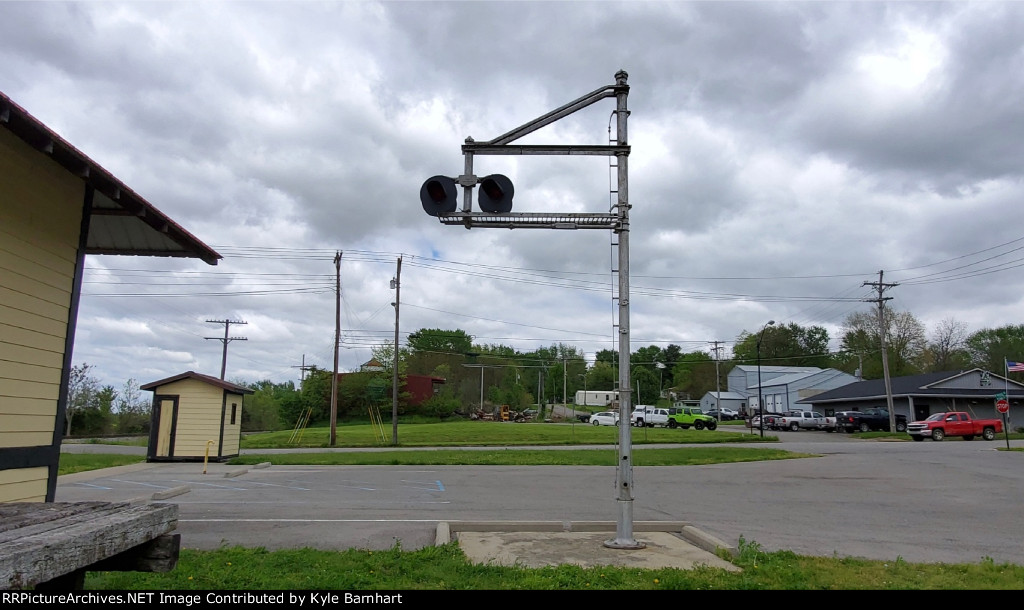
top-left (59, 431), bottom-right (1024, 566)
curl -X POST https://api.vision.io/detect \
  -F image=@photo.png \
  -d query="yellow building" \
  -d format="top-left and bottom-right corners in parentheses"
top-left (141, 371), bottom-right (252, 462)
top-left (0, 92), bottom-right (220, 502)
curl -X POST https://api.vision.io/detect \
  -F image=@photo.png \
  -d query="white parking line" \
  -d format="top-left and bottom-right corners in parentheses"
top-left (109, 479), bottom-right (173, 489)
top-left (241, 480), bottom-right (311, 491)
top-left (70, 482), bottom-right (112, 490)
top-left (400, 480), bottom-right (445, 491)
top-left (170, 479), bottom-right (247, 490)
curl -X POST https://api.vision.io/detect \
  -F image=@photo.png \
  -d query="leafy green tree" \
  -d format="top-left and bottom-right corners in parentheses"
top-left (243, 379), bottom-right (292, 431)
top-left (631, 366), bottom-right (660, 405)
top-left (282, 367), bottom-right (332, 425)
top-left (420, 388), bottom-right (461, 418)
top-left (115, 378), bottom-right (151, 434)
top-left (541, 346), bottom-right (586, 404)
top-left (586, 360), bottom-right (617, 392)
top-left (75, 385), bottom-right (117, 436)
top-left (370, 341), bottom-right (409, 376)
top-left (631, 345), bottom-right (666, 395)
top-left (65, 363), bottom-right (99, 436)
top-left (277, 386), bottom-right (307, 432)
top-left (966, 324), bottom-right (1024, 377)
top-left (661, 344), bottom-right (683, 370)
top-left (406, 328), bottom-right (473, 355)
top-left (734, 323), bottom-right (832, 368)
top-left (671, 351), bottom-right (719, 400)
top-left (336, 372), bottom-right (392, 421)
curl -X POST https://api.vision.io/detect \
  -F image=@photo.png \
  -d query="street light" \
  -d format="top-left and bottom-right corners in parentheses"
top-left (756, 320), bottom-right (775, 439)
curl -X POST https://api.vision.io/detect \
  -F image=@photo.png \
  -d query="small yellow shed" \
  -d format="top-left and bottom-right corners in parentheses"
top-left (141, 371), bottom-right (253, 462)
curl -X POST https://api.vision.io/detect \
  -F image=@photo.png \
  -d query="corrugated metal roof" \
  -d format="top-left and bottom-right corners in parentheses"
top-left (0, 91), bottom-right (221, 265)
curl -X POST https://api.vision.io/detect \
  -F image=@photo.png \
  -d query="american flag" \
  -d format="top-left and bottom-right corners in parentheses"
top-left (1008, 360), bottom-right (1024, 373)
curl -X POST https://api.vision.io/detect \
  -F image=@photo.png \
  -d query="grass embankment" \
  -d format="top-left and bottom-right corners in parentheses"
top-left (85, 540), bottom-right (1024, 590)
top-left (240, 420), bottom-right (770, 449)
top-left (58, 453), bottom-right (145, 475)
top-left (229, 446), bottom-right (808, 466)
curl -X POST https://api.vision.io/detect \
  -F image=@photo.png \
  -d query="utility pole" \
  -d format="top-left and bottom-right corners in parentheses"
top-left (330, 251), bottom-right (342, 446)
top-left (391, 256), bottom-right (402, 446)
top-left (205, 319), bottom-right (247, 380)
top-left (710, 341), bottom-right (723, 423)
top-left (864, 270), bottom-right (899, 432)
top-left (293, 354), bottom-right (316, 385)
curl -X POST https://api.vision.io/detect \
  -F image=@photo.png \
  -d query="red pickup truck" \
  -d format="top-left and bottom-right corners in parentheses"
top-left (906, 412), bottom-right (1003, 441)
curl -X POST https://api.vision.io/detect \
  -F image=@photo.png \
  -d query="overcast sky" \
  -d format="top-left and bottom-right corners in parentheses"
top-left (4, 1), bottom-right (1024, 390)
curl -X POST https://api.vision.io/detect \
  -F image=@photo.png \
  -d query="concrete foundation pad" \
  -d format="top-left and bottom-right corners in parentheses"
top-left (443, 521), bottom-right (740, 572)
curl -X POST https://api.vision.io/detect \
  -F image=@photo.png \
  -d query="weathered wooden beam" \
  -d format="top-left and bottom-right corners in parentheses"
top-left (0, 502), bottom-right (178, 590)
top-left (89, 533), bottom-right (180, 573)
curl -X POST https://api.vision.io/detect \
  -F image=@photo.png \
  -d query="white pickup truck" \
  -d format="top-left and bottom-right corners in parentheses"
top-left (631, 406), bottom-right (670, 427)
top-left (776, 410), bottom-right (836, 432)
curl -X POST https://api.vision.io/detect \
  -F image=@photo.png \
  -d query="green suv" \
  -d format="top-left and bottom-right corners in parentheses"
top-left (667, 407), bottom-right (718, 430)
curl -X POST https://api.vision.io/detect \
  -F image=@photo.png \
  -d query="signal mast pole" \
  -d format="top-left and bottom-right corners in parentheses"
top-left (420, 71), bottom-right (642, 550)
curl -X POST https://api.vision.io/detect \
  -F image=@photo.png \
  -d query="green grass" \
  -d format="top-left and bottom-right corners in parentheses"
top-left (242, 420), bottom-right (772, 448)
top-left (229, 446), bottom-right (812, 467)
top-left (63, 436), bottom-right (149, 446)
top-left (58, 453), bottom-right (145, 475)
top-left (83, 539), bottom-right (1024, 590)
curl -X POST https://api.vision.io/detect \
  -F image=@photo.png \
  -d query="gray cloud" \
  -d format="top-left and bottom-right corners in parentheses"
top-left (4, 1), bottom-right (1024, 389)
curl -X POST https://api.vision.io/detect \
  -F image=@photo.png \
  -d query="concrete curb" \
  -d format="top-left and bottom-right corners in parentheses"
top-left (434, 521), bottom-right (450, 547)
top-left (224, 467), bottom-right (249, 478)
top-left (680, 524), bottom-right (738, 558)
top-left (152, 485), bottom-right (191, 501)
top-left (436, 520), bottom-right (738, 557)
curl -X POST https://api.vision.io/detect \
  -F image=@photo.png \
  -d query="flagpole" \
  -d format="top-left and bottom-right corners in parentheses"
top-left (1005, 357), bottom-right (1012, 450)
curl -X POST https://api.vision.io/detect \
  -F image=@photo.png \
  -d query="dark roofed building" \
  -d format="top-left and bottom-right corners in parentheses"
top-left (797, 369), bottom-right (1024, 424)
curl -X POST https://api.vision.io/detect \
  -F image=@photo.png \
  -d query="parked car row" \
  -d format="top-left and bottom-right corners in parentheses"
top-left (748, 412), bottom-right (784, 430)
top-left (705, 408), bottom-right (740, 421)
top-left (747, 411), bottom-right (835, 431)
top-left (834, 407), bottom-right (907, 433)
top-left (629, 406), bottom-right (719, 430)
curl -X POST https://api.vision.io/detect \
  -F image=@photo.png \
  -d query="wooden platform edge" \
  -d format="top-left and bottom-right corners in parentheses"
top-left (0, 502), bottom-right (179, 590)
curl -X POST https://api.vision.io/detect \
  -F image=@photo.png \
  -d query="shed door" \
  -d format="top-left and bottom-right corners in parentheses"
top-left (155, 396), bottom-right (179, 457)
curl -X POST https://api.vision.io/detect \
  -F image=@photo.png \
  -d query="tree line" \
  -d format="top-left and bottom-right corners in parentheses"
top-left (64, 311), bottom-right (1024, 436)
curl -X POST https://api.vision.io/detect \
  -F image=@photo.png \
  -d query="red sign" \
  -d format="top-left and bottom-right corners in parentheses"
top-left (996, 399), bottom-right (1009, 414)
